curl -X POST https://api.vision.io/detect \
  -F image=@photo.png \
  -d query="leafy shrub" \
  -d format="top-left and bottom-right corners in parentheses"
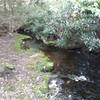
top-left (17, 0), bottom-right (100, 51)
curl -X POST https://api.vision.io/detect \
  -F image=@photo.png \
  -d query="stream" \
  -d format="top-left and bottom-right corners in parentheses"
top-left (22, 38), bottom-right (100, 100)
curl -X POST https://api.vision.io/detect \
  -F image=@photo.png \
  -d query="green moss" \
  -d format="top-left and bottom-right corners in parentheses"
top-left (27, 51), bottom-right (54, 72)
top-left (17, 94), bottom-right (32, 100)
top-left (37, 58), bottom-right (53, 72)
top-left (4, 83), bottom-right (15, 92)
top-left (14, 34), bottom-right (32, 53)
top-left (4, 63), bottom-right (15, 70)
top-left (0, 63), bottom-right (15, 73)
top-left (32, 74), bottom-right (49, 100)
top-left (46, 40), bottom-right (57, 46)
top-left (27, 52), bottom-right (51, 99)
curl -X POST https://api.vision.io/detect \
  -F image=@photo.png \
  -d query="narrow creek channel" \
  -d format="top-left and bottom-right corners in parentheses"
top-left (23, 38), bottom-right (100, 100)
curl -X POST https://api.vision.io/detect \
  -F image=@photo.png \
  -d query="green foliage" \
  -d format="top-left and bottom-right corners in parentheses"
top-left (27, 51), bottom-right (54, 72)
top-left (18, 0), bottom-right (100, 51)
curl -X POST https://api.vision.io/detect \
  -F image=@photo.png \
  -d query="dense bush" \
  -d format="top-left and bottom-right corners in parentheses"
top-left (17, 0), bottom-right (100, 51)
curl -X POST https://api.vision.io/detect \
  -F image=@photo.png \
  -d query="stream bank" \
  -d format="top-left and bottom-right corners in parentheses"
top-left (0, 33), bottom-right (99, 100)
top-left (21, 36), bottom-right (100, 100)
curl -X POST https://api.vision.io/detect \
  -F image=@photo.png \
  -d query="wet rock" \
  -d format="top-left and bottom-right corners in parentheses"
top-left (48, 77), bottom-right (64, 89)
top-left (67, 74), bottom-right (88, 82)
top-left (48, 75), bottom-right (65, 100)
top-left (48, 71), bottom-right (100, 100)
top-left (41, 65), bottom-right (54, 72)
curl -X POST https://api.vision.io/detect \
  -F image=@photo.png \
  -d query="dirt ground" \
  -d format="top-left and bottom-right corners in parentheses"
top-left (0, 34), bottom-right (47, 100)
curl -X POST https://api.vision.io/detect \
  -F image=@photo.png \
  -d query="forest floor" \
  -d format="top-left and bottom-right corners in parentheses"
top-left (0, 33), bottom-right (49, 100)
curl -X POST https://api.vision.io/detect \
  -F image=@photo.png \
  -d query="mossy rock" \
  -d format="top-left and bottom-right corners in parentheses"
top-left (0, 63), bottom-right (15, 77)
top-left (14, 34), bottom-right (33, 52)
top-left (27, 51), bottom-right (54, 72)
top-left (40, 62), bottom-right (54, 72)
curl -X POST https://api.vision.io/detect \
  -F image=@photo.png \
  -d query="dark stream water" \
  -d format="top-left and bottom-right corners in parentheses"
top-left (42, 47), bottom-right (100, 100)
top-left (22, 38), bottom-right (100, 100)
